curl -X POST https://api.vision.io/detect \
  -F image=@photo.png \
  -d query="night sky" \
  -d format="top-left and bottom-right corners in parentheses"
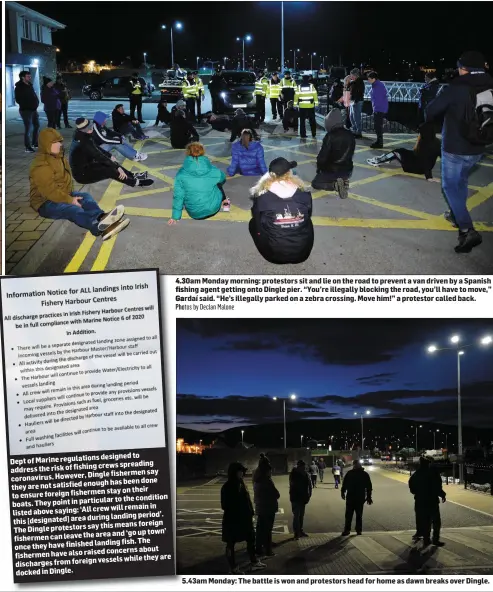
top-left (26, 1), bottom-right (493, 71)
top-left (176, 319), bottom-right (493, 432)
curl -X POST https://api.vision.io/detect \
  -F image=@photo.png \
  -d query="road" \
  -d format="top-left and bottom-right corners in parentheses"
top-left (177, 467), bottom-right (492, 538)
top-left (6, 93), bottom-right (493, 275)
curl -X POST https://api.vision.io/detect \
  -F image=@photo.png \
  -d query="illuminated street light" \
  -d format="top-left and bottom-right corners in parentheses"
top-left (241, 429), bottom-right (244, 445)
top-left (310, 52), bottom-right (317, 71)
top-left (236, 34), bottom-right (252, 70)
top-left (427, 345), bottom-right (437, 353)
top-left (481, 335), bottom-right (492, 346)
top-left (450, 335), bottom-right (460, 344)
top-left (354, 410), bottom-right (370, 453)
top-left (162, 22), bottom-right (183, 67)
top-left (273, 394), bottom-right (297, 449)
top-left (292, 48), bottom-right (300, 72)
top-left (143, 52), bottom-right (147, 68)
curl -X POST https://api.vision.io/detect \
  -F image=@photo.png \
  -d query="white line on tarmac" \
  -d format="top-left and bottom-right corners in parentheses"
top-left (446, 500), bottom-right (493, 519)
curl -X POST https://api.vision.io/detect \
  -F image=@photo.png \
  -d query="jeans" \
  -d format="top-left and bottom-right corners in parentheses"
top-left (441, 150), bottom-right (483, 231)
top-left (20, 109), bottom-right (40, 148)
top-left (100, 142), bottom-right (137, 160)
top-left (120, 122), bottom-right (145, 139)
top-left (57, 103), bottom-right (69, 127)
top-left (373, 111), bottom-right (385, 143)
top-left (38, 192), bottom-right (104, 237)
top-left (319, 469), bottom-right (324, 483)
top-left (350, 101), bottom-right (363, 134)
top-left (291, 502), bottom-right (306, 536)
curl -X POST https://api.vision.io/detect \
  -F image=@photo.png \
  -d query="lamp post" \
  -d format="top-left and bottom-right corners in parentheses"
top-left (241, 430), bottom-right (244, 445)
top-left (430, 429), bottom-right (439, 449)
top-left (427, 333), bottom-right (492, 482)
top-left (300, 434), bottom-right (303, 447)
top-left (354, 410), bottom-right (370, 453)
top-left (311, 52), bottom-right (317, 71)
top-left (162, 22), bottom-right (183, 68)
top-left (196, 56), bottom-right (200, 70)
top-left (292, 48), bottom-right (300, 72)
top-left (411, 424), bottom-right (422, 453)
top-left (236, 35), bottom-right (252, 71)
top-left (223, 57), bottom-right (228, 67)
top-left (143, 52), bottom-right (147, 69)
top-left (273, 394), bottom-right (296, 449)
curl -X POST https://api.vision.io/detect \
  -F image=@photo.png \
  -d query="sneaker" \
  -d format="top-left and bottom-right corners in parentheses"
top-left (33, 144), bottom-right (38, 149)
top-left (138, 120), bottom-right (146, 124)
top-left (454, 229), bottom-right (482, 253)
top-left (300, 531), bottom-right (309, 538)
top-left (98, 205), bottom-right (125, 232)
top-left (366, 157), bottom-right (381, 167)
top-left (142, 135), bottom-right (150, 139)
top-left (433, 540), bottom-right (445, 547)
top-left (336, 178), bottom-right (349, 199)
top-left (250, 561), bottom-right (266, 571)
top-left (25, 147), bottom-right (35, 153)
top-left (229, 567), bottom-right (245, 575)
top-left (136, 178), bottom-right (154, 187)
top-left (222, 199), bottom-right (231, 212)
top-left (444, 210), bottom-right (458, 228)
top-left (101, 217), bottom-right (130, 241)
top-left (134, 152), bottom-right (148, 162)
top-left (370, 142), bottom-right (383, 149)
top-left (135, 171), bottom-right (148, 180)
top-left (412, 533), bottom-right (422, 542)
top-left (341, 530), bottom-right (351, 536)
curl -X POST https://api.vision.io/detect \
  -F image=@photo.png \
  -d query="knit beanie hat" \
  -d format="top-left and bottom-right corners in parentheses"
top-left (43, 76), bottom-right (52, 85)
top-left (458, 51), bottom-right (486, 71)
top-left (93, 111), bottom-right (109, 125)
top-left (75, 117), bottom-right (92, 132)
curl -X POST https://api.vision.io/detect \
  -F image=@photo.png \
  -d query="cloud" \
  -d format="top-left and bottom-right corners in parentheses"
top-left (356, 372), bottom-right (397, 386)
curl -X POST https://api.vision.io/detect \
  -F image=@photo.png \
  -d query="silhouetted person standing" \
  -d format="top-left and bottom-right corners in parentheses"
top-left (408, 456), bottom-right (446, 546)
top-left (341, 459), bottom-right (373, 535)
top-left (289, 460), bottom-right (312, 539)
top-left (253, 462), bottom-right (280, 557)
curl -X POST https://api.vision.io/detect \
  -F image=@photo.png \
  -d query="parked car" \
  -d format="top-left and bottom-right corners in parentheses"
top-left (362, 456), bottom-right (373, 466)
top-left (211, 70), bottom-right (256, 115)
top-left (82, 76), bottom-right (154, 100)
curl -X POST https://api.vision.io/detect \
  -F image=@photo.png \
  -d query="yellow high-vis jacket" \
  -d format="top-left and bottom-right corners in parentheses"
top-left (294, 83), bottom-right (319, 108)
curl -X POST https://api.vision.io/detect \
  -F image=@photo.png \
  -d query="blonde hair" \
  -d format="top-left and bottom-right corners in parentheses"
top-left (250, 171), bottom-right (309, 197)
top-left (186, 142), bottom-right (205, 158)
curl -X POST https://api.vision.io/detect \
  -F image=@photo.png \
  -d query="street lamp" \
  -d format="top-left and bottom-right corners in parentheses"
top-left (236, 35), bottom-right (252, 71)
top-left (241, 430), bottom-right (244, 445)
top-left (411, 424), bottom-right (423, 452)
top-left (143, 52), bottom-right (147, 69)
top-left (292, 48), bottom-right (300, 72)
top-left (426, 333), bottom-right (492, 482)
top-left (281, 1), bottom-right (285, 73)
top-left (162, 22), bottom-right (183, 68)
top-left (300, 434), bottom-right (303, 447)
top-left (196, 56), bottom-right (200, 70)
top-left (223, 57), bottom-right (228, 67)
top-left (430, 428), bottom-right (439, 449)
top-left (354, 410), bottom-right (370, 452)
top-left (311, 52), bottom-right (317, 71)
top-left (273, 394), bottom-right (296, 449)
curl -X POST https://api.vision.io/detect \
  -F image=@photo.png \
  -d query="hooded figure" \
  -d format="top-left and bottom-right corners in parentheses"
top-left (249, 158), bottom-right (314, 265)
top-left (170, 110), bottom-right (199, 149)
top-left (367, 121), bottom-right (441, 180)
top-left (29, 128), bottom-right (130, 240)
top-left (311, 109), bottom-right (356, 198)
top-left (170, 142), bottom-right (226, 222)
top-left (40, 76), bottom-right (61, 128)
top-left (221, 462), bottom-right (265, 574)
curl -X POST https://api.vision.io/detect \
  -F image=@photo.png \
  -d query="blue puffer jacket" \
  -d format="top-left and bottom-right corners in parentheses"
top-left (227, 141), bottom-right (267, 177)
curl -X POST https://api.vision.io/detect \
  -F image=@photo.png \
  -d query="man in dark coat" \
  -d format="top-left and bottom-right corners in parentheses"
top-left (409, 456), bottom-right (446, 546)
top-left (54, 75), bottom-right (72, 129)
top-left (14, 70), bottom-right (40, 152)
top-left (418, 73), bottom-right (440, 125)
top-left (341, 459), bottom-right (373, 535)
top-left (289, 459), bottom-right (312, 539)
top-left (221, 462), bottom-right (266, 574)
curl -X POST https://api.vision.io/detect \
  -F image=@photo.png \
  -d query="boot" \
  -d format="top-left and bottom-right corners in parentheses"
top-left (454, 229), bottom-right (482, 253)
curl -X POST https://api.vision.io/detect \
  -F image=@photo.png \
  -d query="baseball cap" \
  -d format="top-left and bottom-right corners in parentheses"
top-left (457, 51), bottom-right (486, 70)
top-left (269, 157), bottom-right (297, 176)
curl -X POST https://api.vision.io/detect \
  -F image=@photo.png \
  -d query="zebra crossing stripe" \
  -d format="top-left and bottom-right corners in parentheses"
top-left (351, 536), bottom-right (408, 572)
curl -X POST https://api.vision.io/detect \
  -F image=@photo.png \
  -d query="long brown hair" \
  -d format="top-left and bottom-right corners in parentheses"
top-left (240, 129), bottom-right (253, 149)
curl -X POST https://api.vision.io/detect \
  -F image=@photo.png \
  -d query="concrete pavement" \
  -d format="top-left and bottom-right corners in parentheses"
top-left (4, 97), bottom-right (493, 275)
top-left (176, 467), bottom-right (493, 575)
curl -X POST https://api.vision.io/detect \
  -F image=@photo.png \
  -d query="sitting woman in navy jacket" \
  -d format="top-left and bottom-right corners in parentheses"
top-left (227, 130), bottom-right (267, 177)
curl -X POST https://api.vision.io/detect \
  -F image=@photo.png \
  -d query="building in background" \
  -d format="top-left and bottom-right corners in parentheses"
top-left (5, 2), bottom-right (65, 107)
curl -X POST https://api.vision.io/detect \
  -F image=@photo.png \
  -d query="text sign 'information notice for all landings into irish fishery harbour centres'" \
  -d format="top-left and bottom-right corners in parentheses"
top-left (0, 270), bottom-right (174, 584)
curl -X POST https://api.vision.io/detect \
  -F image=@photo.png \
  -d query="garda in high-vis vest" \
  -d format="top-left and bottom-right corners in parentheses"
top-left (182, 78), bottom-right (198, 99)
top-left (254, 76), bottom-right (269, 97)
top-left (268, 79), bottom-right (282, 99)
top-left (295, 83), bottom-right (319, 108)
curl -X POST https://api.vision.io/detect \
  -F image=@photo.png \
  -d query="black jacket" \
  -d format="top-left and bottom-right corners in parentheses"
top-left (317, 128), bottom-right (355, 177)
top-left (289, 466), bottom-right (312, 504)
top-left (349, 77), bottom-right (365, 102)
top-left (341, 467), bottom-right (372, 501)
top-left (329, 81), bottom-right (344, 104)
top-left (170, 118), bottom-right (199, 149)
top-left (92, 122), bottom-right (123, 147)
top-left (70, 130), bottom-right (118, 181)
top-left (156, 103), bottom-right (171, 124)
top-left (15, 80), bottom-right (40, 111)
top-left (112, 109), bottom-right (134, 132)
top-left (419, 79), bottom-right (440, 110)
top-left (230, 114), bottom-right (259, 142)
top-left (251, 189), bottom-right (314, 265)
top-left (409, 466), bottom-right (445, 505)
top-left (427, 71), bottom-right (493, 155)
top-left (283, 107), bottom-right (299, 128)
top-left (253, 474), bottom-right (280, 516)
top-left (221, 479), bottom-right (254, 543)
top-left (396, 131), bottom-right (441, 179)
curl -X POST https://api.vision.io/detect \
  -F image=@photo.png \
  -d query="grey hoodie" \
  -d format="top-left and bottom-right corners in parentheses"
top-left (325, 109), bottom-right (344, 133)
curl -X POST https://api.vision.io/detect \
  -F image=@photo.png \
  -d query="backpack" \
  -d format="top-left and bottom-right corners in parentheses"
top-left (462, 88), bottom-right (493, 145)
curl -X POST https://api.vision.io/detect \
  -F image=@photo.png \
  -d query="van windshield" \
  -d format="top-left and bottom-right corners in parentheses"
top-left (222, 72), bottom-right (256, 85)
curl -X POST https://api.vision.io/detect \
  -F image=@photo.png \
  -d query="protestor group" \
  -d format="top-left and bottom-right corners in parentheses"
top-left (220, 454), bottom-right (447, 574)
top-left (16, 51), bottom-right (493, 257)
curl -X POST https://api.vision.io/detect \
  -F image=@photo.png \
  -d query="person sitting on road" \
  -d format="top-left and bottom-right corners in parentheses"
top-left (311, 109), bottom-right (356, 199)
top-left (205, 112), bottom-right (232, 132)
top-left (112, 104), bottom-right (148, 140)
top-left (92, 111), bottom-right (148, 162)
top-left (168, 142), bottom-right (228, 225)
top-left (155, 98), bottom-right (172, 126)
top-left (227, 129), bottom-right (267, 177)
top-left (30, 127), bottom-right (130, 241)
top-left (367, 122), bottom-right (441, 181)
top-left (70, 118), bottom-right (154, 189)
top-left (230, 109), bottom-right (260, 143)
top-left (282, 100), bottom-right (299, 133)
top-left (249, 157), bottom-right (314, 265)
top-left (170, 110), bottom-right (199, 149)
